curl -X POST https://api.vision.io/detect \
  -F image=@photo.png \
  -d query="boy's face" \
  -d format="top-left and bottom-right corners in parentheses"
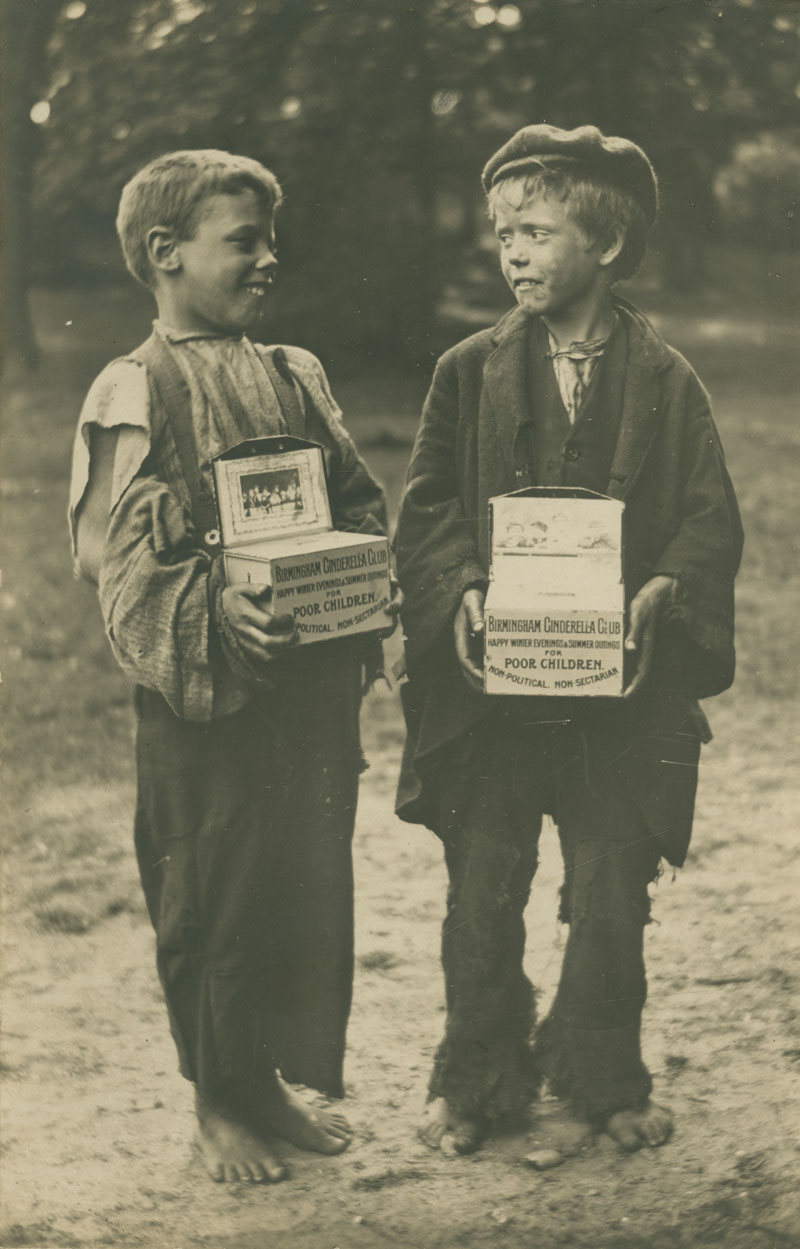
top-left (164, 188), bottom-right (277, 335)
top-left (493, 189), bottom-right (611, 323)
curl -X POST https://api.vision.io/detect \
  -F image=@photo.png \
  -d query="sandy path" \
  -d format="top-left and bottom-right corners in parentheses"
top-left (3, 685), bottom-right (799, 1249)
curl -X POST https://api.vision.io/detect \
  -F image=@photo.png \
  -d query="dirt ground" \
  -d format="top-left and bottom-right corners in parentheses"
top-left (2, 292), bottom-right (800, 1249)
top-left (3, 691), bottom-right (800, 1249)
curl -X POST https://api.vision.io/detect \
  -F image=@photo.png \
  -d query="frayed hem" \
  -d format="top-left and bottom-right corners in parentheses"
top-left (532, 1015), bottom-right (652, 1120)
top-left (428, 1036), bottom-right (541, 1122)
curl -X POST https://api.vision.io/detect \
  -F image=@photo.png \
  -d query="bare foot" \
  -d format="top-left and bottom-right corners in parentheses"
top-left (527, 1101), bottom-right (594, 1160)
top-left (261, 1079), bottom-right (352, 1155)
top-left (605, 1102), bottom-right (674, 1152)
top-left (418, 1097), bottom-right (484, 1155)
top-left (195, 1092), bottom-right (287, 1183)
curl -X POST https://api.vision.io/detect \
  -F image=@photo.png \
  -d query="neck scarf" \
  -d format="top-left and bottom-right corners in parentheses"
top-left (546, 332), bottom-right (611, 424)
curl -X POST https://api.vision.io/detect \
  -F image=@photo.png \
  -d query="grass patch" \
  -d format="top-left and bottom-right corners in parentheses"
top-left (33, 904), bottom-right (94, 935)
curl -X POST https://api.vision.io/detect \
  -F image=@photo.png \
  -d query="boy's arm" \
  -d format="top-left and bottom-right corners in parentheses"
top-left (652, 383), bottom-right (743, 589)
top-left (97, 470), bottom-right (298, 718)
top-left (75, 426), bottom-right (119, 585)
top-left (71, 363), bottom-right (296, 720)
top-left (325, 424), bottom-right (388, 537)
top-left (395, 357), bottom-right (486, 671)
top-left (279, 346), bottom-right (401, 641)
top-left (281, 346), bottom-right (388, 536)
top-left (623, 574), bottom-right (676, 698)
top-left (631, 377), bottom-right (743, 699)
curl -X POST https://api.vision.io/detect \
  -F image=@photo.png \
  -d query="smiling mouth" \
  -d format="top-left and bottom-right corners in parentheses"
top-left (514, 278), bottom-right (542, 289)
top-left (243, 281), bottom-right (272, 296)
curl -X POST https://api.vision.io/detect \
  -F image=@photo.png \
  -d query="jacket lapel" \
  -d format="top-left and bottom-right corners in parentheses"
top-left (606, 298), bottom-right (674, 501)
top-left (480, 299), bottom-right (674, 500)
top-left (482, 307), bottom-right (531, 480)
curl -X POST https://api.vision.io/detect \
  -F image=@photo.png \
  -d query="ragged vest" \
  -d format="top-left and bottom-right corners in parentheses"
top-left (526, 317), bottom-right (628, 492)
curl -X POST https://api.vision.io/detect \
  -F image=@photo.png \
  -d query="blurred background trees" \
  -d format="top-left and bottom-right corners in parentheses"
top-left (5, 0), bottom-right (799, 368)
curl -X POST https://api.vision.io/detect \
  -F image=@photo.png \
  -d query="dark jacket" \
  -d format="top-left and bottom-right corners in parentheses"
top-left (395, 298), bottom-right (743, 859)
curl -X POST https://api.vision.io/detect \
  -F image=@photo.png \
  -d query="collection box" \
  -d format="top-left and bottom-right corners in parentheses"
top-left (483, 487), bottom-right (625, 697)
top-left (211, 436), bottom-right (392, 643)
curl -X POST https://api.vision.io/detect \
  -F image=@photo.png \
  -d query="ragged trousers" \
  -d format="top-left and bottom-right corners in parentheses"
top-left (133, 652), bottom-right (363, 1110)
top-left (429, 715), bottom-right (666, 1123)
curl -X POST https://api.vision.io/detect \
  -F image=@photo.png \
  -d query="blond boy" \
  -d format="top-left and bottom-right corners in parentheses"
top-left (395, 125), bottom-right (742, 1159)
top-left (71, 151), bottom-right (396, 1181)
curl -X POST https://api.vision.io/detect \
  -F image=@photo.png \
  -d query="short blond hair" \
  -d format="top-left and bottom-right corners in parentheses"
top-left (488, 169), bottom-right (649, 280)
top-left (116, 149), bottom-right (282, 287)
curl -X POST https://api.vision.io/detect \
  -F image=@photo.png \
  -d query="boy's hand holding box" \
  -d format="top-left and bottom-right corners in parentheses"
top-left (213, 435), bottom-right (392, 643)
top-left (483, 487), bottom-right (625, 696)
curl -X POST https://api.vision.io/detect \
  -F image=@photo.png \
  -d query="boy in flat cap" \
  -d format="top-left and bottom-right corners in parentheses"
top-left (395, 124), bottom-right (742, 1160)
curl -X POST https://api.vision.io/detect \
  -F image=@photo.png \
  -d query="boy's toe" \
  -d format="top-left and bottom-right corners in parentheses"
top-left (450, 1119), bottom-right (483, 1154)
top-left (418, 1099), bottom-right (482, 1154)
top-left (260, 1156), bottom-right (289, 1183)
top-left (418, 1099), bottom-right (448, 1149)
top-left (642, 1104), bottom-right (673, 1146)
top-left (418, 1120), bottom-right (446, 1149)
top-left (606, 1104), bottom-right (674, 1152)
top-left (606, 1111), bottom-right (642, 1152)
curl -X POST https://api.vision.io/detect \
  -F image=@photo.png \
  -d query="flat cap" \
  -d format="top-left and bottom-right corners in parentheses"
top-left (482, 124), bottom-right (658, 226)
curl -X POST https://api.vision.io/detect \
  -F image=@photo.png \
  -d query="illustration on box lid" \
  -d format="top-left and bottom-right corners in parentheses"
top-left (484, 487), bottom-right (626, 697)
top-left (489, 487), bottom-right (624, 597)
top-left (211, 436), bottom-right (331, 549)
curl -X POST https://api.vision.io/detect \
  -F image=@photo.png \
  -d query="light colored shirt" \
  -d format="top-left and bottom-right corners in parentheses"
top-left (69, 322), bottom-right (291, 545)
top-left (69, 324), bottom-right (386, 720)
top-left (546, 322), bottom-right (615, 424)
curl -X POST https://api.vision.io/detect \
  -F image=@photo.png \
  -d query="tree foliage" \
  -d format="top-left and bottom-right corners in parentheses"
top-left (19, 0), bottom-right (800, 359)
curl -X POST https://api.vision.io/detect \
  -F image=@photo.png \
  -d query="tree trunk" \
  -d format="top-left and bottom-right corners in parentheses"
top-left (399, 4), bottom-right (438, 362)
top-left (2, 0), bottom-right (59, 371)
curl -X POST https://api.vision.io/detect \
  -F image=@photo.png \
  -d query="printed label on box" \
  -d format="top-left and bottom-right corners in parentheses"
top-left (224, 534), bottom-right (392, 641)
top-left (484, 487), bottom-right (625, 696)
top-left (212, 437), bottom-right (392, 644)
top-left (484, 606), bottom-right (624, 695)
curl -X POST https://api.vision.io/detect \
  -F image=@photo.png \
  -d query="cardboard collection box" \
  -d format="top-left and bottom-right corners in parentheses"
top-left (483, 487), bottom-right (625, 697)
top-left (211, 436), bottom-right (392, 643)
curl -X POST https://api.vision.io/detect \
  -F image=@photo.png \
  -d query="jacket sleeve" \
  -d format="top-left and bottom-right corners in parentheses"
top-left (651, 375), bottom-right (743, 697)
top-left (97, 474), bottom-right (246, 721)
top-left (280, 346), bottom-right (388, 537)
top-left (395, 355), bottom-right (487, 669)
top-left (71, 363), bottom-right (251, 721)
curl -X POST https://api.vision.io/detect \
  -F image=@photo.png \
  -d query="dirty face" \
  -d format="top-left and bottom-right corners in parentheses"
top-left (494, 190), bottom-right (611, 323)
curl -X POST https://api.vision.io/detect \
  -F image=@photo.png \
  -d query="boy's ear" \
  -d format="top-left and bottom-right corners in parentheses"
top-left (146, 226), bottom-right (182, 275)
top-left (597, 228), bottom-right (625, 269)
